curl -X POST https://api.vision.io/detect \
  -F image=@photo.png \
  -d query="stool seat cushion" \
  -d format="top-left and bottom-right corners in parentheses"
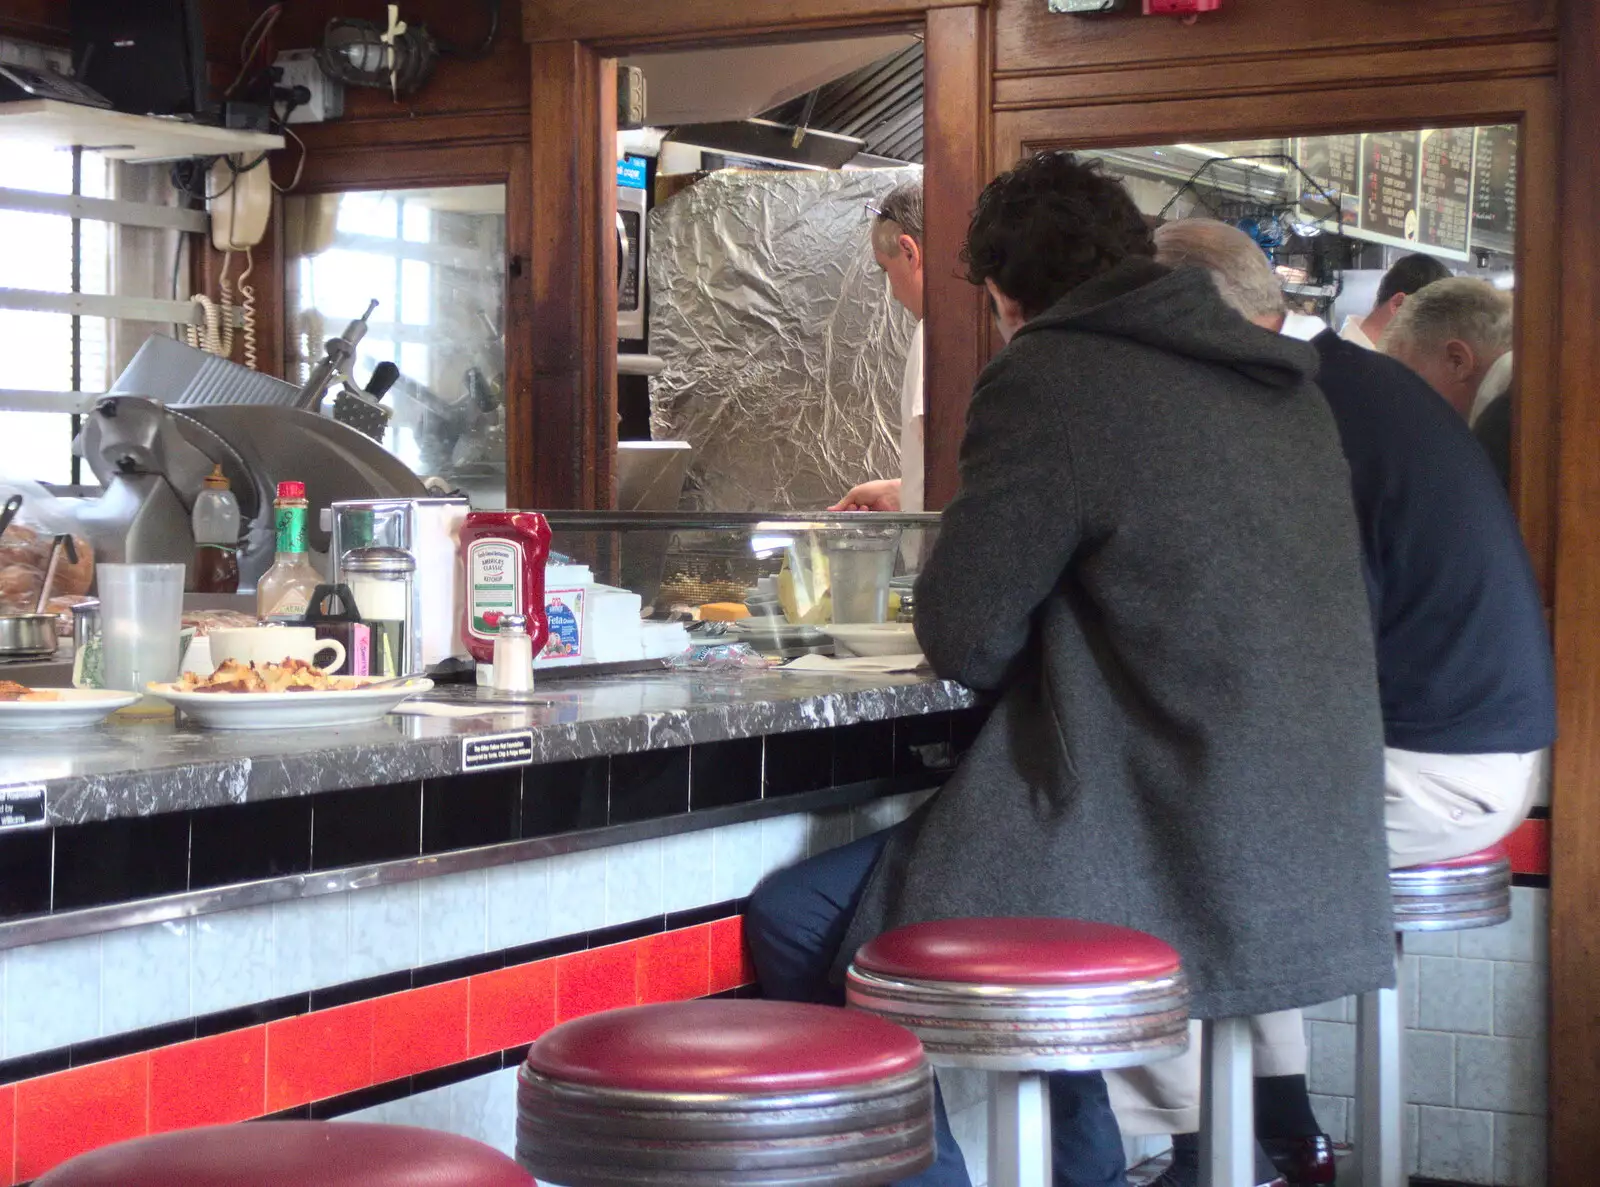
top-left (34, 1122), bottom-right (532, 1187)
top-left (525, 1000), bottom-right (924, 1094)
top-left (1398, 843), bottom-right (1510, 873)
top-left (854, 918), bottom-right (1182, 987)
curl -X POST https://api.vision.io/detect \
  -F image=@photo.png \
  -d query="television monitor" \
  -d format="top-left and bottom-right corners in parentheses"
top-left (70, 0), bottom-right (209, 118)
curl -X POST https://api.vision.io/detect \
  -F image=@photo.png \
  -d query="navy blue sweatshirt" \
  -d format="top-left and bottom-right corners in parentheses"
top-left (1313, 330), bottom-right (1555, 753)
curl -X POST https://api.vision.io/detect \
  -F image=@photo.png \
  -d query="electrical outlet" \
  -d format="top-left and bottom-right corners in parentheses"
top-left (1048, 0), bottom-right (1123, 11)
top-left (617, 66), bottom-right (647, 129)
top-left (273, 49), bottom-right (345, 124)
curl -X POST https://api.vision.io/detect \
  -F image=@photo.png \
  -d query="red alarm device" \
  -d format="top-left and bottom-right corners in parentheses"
top-left (1143, 0), bottom-right (1220, 12)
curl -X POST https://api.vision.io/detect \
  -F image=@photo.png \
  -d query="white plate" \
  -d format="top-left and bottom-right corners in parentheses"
top-left (820, 623), bottom-right (920, 657)
top-left (144, 678), bottom-right (435, 731)
top-left (0, 688), bottom-right (142, 731)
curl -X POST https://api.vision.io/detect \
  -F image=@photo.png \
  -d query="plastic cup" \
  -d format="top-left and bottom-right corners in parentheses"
top-left (824, 528), bottom-right (902, 624)
top-left (98, 563), bottom-right (185, 712)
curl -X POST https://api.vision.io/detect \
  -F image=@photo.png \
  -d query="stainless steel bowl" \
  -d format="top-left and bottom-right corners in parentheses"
top-left (0, 613), bottom-right (59, 658)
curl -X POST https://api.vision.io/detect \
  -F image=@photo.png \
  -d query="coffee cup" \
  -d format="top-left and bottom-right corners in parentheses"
top-left (207, 626), bottom-right (346, 675)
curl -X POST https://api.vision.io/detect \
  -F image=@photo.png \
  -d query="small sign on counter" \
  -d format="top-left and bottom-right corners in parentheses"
top-left (462, 731), bottom-right (535, 771)
top-left (0, 784), bottom-right (46, 830)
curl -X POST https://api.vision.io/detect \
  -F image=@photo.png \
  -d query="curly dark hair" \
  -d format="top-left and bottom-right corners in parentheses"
top-left (962, 152), bottom-right (1155, 319)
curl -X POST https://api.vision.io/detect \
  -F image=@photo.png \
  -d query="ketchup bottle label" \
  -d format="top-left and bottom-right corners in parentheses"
top-left (467, 538), bottom-right (523, 639)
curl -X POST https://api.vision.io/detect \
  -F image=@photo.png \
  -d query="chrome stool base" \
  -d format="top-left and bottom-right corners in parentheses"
top-left (1358, 846), bottom-right (1513, 1187)
top-left (846, 920), bottom-right (1192, 1187)
top-left (516, 1064), bottom-right (935, 1187)
top-left (1199, 1016), bottom-right (1255, 1187)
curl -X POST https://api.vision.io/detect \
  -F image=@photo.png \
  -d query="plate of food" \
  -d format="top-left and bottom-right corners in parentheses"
top-left (145, 659), bottom-right (434, 730)
top-left (0, 681), bottom-right (140, 730)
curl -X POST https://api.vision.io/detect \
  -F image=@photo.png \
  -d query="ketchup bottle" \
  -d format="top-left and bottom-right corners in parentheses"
top-left (459, 511), bottom-right (552, 664)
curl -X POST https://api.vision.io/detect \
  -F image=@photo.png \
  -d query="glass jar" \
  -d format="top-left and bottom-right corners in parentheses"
top-left (340, 546), bottom-right (416, 677)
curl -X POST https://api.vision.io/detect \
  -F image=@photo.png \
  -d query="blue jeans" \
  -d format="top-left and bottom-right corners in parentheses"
top-left (745, 827), bottom-right (1128, 1187)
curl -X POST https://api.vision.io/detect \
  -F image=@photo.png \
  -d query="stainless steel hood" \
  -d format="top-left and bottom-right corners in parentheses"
top-left (620, 34), bottom-right (918, 128)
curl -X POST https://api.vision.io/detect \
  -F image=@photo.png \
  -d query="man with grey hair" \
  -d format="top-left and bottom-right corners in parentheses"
top-left (1131, 219), bottom-right (1554, 1187)
top-left (1381, 276), bottom-right (1516, 483)
top-left (832, 179), bottom-right (925, 512)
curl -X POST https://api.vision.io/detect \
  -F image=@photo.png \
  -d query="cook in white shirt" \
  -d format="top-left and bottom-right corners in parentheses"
top-left (1338, 250), bottom-right (1453, 350)
top-left (832, 181), bottom-right (924, 513)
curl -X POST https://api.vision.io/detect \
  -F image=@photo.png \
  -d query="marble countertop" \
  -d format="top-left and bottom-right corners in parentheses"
top-left (0, 670), bottom-right (976, 827)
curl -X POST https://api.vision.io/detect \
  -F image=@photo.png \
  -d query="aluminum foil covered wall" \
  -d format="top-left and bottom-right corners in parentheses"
top-left (649, 167), bottom-right (921, 511)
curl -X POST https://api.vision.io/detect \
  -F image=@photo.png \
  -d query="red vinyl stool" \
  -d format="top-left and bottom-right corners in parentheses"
top-left (1357, 844), bottom-right (1513, 1187)
top-left (516, 999), bottom-right (935, 1186)
top-left (845, 919), bottom-right (1217, 1187)
top-left (33, 1121), bottom-right (534, 1186)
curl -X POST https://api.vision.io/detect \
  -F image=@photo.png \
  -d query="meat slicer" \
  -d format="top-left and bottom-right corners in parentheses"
top-left (71, 335), bottom-right (427, 591)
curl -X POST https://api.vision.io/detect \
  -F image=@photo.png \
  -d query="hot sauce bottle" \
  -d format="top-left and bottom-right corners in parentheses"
top-left (458, 510), bottom-right (552, 664)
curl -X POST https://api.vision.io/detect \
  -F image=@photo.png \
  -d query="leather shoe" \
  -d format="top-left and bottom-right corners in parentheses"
top-left (1261, 1134), bottom-right (1337, 1185)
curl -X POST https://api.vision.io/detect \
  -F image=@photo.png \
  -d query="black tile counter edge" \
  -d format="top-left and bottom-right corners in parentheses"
top-left (15, 675), bottom-right (979, 828)
top-left (0, 774), bottom-right (941, 952)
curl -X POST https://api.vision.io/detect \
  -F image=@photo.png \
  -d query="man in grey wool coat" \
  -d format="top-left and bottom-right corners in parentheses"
top-left (745, 152), bottom-right (1393, 1187)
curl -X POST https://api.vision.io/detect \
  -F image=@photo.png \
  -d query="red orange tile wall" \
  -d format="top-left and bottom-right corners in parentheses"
top-left (1506, 816), bottom-right (1549, 877)
top-left (2, 915), bottom-right (754, 1184)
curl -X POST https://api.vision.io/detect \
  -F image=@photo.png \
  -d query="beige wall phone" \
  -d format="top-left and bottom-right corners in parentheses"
top-left (195, 156), bottom-right (272, 369)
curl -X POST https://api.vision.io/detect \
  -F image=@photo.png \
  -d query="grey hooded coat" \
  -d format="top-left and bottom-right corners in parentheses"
top-left (842, 259), bottom-right (1394, 1018)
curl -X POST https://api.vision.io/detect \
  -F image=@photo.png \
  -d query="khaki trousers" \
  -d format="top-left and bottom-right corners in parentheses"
top-left (1106, 747), bottom-right (1546, 1136)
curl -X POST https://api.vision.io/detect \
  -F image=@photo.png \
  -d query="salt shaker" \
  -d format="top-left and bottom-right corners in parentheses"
top-left (491, 613), bottom-right (535, 694)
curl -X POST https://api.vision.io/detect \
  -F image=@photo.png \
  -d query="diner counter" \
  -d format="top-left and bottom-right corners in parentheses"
top-left (0, 668), bottom-right (978, 828)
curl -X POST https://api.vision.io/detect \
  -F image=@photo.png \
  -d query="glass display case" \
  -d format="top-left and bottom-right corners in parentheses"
top-left (543, 511), bottom-right (941, 660)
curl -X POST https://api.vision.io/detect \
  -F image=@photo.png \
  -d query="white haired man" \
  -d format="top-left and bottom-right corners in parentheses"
top-left (1381, 276), bottom-right (1516, 485)
top-left (832, 179), bottom-right (925, 512)
top-left (1128, 219), bottom-right (1555, 1187)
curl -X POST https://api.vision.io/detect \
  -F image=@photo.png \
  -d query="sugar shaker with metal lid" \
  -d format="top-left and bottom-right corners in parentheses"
top-left (491, 612), bottom-right (534, 694)
top-left (340, 545), bottom-right (416, 677)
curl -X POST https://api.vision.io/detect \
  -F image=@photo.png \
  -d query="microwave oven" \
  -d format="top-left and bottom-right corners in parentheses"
top-left (617, 156), bottom-right (649, 342)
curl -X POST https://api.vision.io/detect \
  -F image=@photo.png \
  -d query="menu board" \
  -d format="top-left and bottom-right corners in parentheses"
top-left (1296, 134), bottom-right (1360, 223)
top-left (1472, 124), bottom-right (1518, 245)
top-left (1416, 127), bottom-right (1475, 252)
top-left (1361, 131), bottom-right (1420, 241)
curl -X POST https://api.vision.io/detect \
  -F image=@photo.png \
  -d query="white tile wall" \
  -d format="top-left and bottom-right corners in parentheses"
top-left (2, 802), bottom-right (886, 1060)
top-left (100, 921), bottom-right (190, 1035)
top-left (546, 849), bottom-right (608, 937)
top-left (273, 894), bottom-right (351, 997)
top-left (710, 820), bottom-right (765, 902)
top-left (190, 904), bottom-right (274, 1015)
top-left (659, 830), bottom-right (715, 913)
top-left (603, 839), bottom-right (663, 926)
top-left (1307, 1020), bottom-right (1356, 1098)
top-left (346, 883), bottom-right (421, 981)
top-left (1306, 885), bottom-right (1550, 1187)
top-left (5, 933), bottom-right (100, 1057)
top-left (1495, 1110), bottom-right (1548, 1187)
top-left (1418, 1105), bottom-right (1495, 1184)
top-left (418, 871), bottom-right (489, 967)
top-left (484, 860), bottom-right (550, 951)
top-left (1309, 1092), bottom-right (1349, 1145)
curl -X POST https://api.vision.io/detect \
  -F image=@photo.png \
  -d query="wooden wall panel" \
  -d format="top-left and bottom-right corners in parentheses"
top-left (993, 0), bottom-right (1555, 76)
top-left (921, 5), bottom-right (991, 511)
top-left (1549, 1), bottom-right (1600, 1180)
top-left (993, 39), bottom-right (1557, 110)
top-left (522, 0), bottom-right (976, 46)
top-left (514, 41), bottom-right (616, 510)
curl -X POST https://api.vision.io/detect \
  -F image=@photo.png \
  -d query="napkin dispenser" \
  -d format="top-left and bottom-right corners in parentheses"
top-left (327, 497), bottom-right (469, 674)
